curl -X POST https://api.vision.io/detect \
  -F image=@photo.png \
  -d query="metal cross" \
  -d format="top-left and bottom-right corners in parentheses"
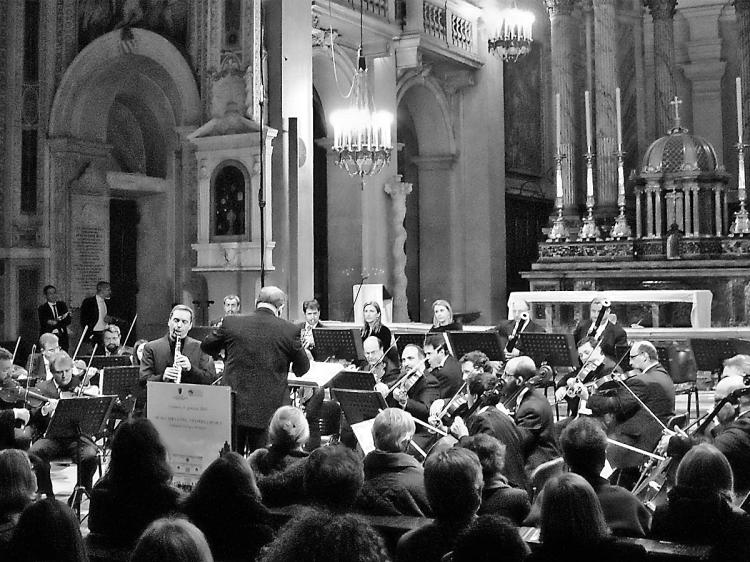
top-left (669, 96), bottom-right (682, 122)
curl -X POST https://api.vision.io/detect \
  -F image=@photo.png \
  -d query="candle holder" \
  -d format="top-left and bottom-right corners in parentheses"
top-left (610, 150), bottom-right (632, 239)
top-left (731, 142), bottom-right (750, 236)
top-left (547, 152), bottom-right (569, 242)
top-left (579, 151), bottom-right (601, 240)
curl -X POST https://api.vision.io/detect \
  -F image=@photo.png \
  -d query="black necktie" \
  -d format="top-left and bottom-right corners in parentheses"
top-left (52, 304), bottom-right (58, 319)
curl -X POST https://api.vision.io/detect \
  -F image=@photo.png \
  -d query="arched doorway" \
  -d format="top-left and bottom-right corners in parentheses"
top-left (48, 29), bottom-right (201, 338)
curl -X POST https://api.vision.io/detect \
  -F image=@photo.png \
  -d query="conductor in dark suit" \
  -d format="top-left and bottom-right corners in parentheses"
top-left (201, 286), bottom-right (310, 454)
top-left (573, 297), bottom-right (627, 362)
top-left (38, 285), bottom-right (72, 352)
top-left (139, 304), bottom-right (216, 387)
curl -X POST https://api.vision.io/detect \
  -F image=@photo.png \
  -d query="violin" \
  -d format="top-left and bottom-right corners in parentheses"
top-left (0, 385), bottom-right (50, 409)
top-left (437, 382), bottom-right (470, 427)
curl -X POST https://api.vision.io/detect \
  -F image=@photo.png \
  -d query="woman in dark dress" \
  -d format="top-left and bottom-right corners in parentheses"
top-left (182, 452), bottom-right (274, 561)
top-left (88, 418), bottom-right (181, 545)
top-left (430, 299), bottom-right (462, 332)
top-left (529, 473), bottom-right (646, 562)
top-left (361, 301), bottom-right (397, 363)
top-left (650, 443), bottom-right (750, 562)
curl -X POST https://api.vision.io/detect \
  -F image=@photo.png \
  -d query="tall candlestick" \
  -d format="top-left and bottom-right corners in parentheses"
top-left (586, 158), bottom-right (594, 198)
top-left (555, 93), bottom-right (561, 152)
top-left (737, 77), bottom-right (743, 145)
top-left (615, 87), bottom-right (623, 152)
top-left (585, 90), bottom-right (592, 153)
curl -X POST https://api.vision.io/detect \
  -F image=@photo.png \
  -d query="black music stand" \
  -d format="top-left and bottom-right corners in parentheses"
top-left (89, 355), bottom-right (132, 370)
top-left (334, 389), bottom-right (388, 425)
top-left (689, 338), bottom-right (750, 373)
top-left (331, 370), bottom-right (377, 391)
top-left (517, 332), bottom-right (579, 369)
top-left (101, 365), bottom-right (141, 422)
top-left (446, 331), bottom-right (504, 362)
top-left (44, 396), bottom-right (116, 520)
top-left (392, 332), bottom-right (428, 356)
top-left (312, 328), bottom-right (365, 362)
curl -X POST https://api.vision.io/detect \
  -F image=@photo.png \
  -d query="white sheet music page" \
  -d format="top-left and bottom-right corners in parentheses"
top-left (287, 361), bottom-right (343, 388)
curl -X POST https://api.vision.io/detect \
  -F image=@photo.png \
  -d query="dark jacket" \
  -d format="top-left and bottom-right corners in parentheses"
top-left (202, 308), bottom-right (310, 428)
top-left (358, 450), bottom-right (430, 517)
top-left (650, 485), bottom-right (750, 562)
top-left (528, 537), bottom-right (647, 562)
top-left (430, 356), bottom-right (462, 399)
top-left (385, 372), bottom-right (441, 424)
top-left (247, 447), bottom-right (308, 477)
top-left (139, 335), bottom-right (216, 385)
top-left (496, 318), bottom-right (546, 355)
top-left (713, 415), bottom-right (750, 497)
top-left (80, 295), bottom-right (109, 335)
top-left (479, 481), bottom-right (530, 525)
top-left (88, 477), bottom-right (181, 545)
top-left (514, 388), bottom-right (560, 471)
top-left (38, 301), bottom-right (71, 351)
top-left (397, 520), bottom-right (469, 562)
top-left (573, 319), bottom-right (628, 362)
top-left (256, 459), bottom-right (307, 507)
top-left (525, 474), bottom-right (651, 537)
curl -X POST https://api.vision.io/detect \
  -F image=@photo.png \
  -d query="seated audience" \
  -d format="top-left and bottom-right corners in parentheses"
top-left (182, 452), bottom-right (274, 561)
top-left (248, 406), bottom-right (310, 477)
top-left (529, 473), bottom-right (646, 562)
top-left (397, 448), bottom-right (483, 562)
top-left (448, 515), bottom-right (529, 562)
top-left (458, 434), bottom-right (530, 524)
top-left (524, 417), bottom-right (650, 537)
top-left (89, 418), bottom-right (181, 545)
top-left (257, 507), bottom-right (390, 562)
top-left (7, 497), bottom-right (89, 562)
top-left (0, 450), bottom-right (36, 553)
top-left (304, 444), bottom-right (364, 512)
top-left (130, 518), bottom-right (213, 562)
top-left (357, 408), bottom-right (431, 517)
top-left (650, 443), bottom-right (750, 562)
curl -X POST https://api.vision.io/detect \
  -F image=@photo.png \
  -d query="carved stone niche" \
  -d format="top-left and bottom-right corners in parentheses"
top-left (188, 105), bottom-right (278, 271)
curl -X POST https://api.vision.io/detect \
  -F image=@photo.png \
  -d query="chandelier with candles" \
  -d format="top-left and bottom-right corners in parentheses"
top-left (487, 4), bottom-right (535, 62)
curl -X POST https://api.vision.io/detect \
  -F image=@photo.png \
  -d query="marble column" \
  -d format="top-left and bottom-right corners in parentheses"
top-left (545, 0), bottom-right (579, 213)
top-left (737, 0), bottom-right (750, 170)
top-left (593, 0), bottom-right (618, 212)
top-left (384, 176), bottom-right (413, 323)
top-left (645, 0), bottom-right (678, 135)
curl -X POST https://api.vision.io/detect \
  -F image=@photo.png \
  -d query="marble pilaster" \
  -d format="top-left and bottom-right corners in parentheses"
top-left (384, 176), bottom-right (413, 323)
top-left (593, 0), bottom-right (618, 212)
top-left (645, 0), bottom-right (678, 135)
top-left (545, 0), bottom-right (579, 213)
top-left (737, 0), bottom-right (750, 152)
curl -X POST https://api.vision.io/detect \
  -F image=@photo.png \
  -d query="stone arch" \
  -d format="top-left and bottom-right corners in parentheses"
top-left (396, 70), bottom-right (456, 156)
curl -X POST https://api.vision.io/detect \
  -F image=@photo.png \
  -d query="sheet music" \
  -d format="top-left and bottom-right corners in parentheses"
top-left (287, 361), bottom-right (343, 388)
top-left (351, 418), bottom-right (376, 455)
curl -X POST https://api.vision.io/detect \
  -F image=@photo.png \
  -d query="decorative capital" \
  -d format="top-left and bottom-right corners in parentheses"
top-left (644, 0), bottom-right (677, 21)
top-left (384, 175), bottom-right (413, 199)
top-left (545, 0), bottom-right (577, 17)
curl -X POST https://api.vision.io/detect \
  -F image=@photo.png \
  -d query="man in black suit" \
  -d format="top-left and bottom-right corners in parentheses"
top-left (588, 340), bottom-right (674, 488)
top-left (495, 299), bottom-right (546, 361)
top-left (80, 281), bottom-right (113, 350)
top-left (38, 285), bottom-right (71, 352)
top-left (500, 356), bottom-right (560, 472)
top-left (423, 334), bottom-right (462, 399)
top-left (201, 286), bottom-right (310, 454)
top-left (140, 305), bottom-right (216, 387)
top-left (573, 296), bottom-right (627, 362)
top-left (296, 298), bottom-right (325, 360)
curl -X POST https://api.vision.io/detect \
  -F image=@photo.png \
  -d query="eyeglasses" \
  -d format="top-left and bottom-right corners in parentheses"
top-left (629, 352), bottom-right (641, 359)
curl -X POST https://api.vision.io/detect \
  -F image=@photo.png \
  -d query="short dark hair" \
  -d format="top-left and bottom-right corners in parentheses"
top-left (170, 304), bottom-right (194, 323)
top-left (43, 285), bottom-right (55, 295)
top-left (8, 498), bottom-right (88, 562)
top-left (304, 445), bottom-right (364, 511)
top-left (459, 350), bottom-right (491, 372)
top-left (302, 299), bottom-right (320, 312)
top-left (96, 281), bottom-right (110, 292)
top-left (466, 371), bottom-right (499, 402)
top-left (459, 434), bottom-right (507, 482)
top-left (576, 335), bottom-right (598, 349)
top-left (560, 417), bottom-right (608, 478)
top-left (424, 334), bottom-right (446, 352)
top-left (451, 515), bottom-right (528, 562)
top-left (107, 418), bottom-right (172, 488)
top-left (424, 448), bottom-right (482, 522)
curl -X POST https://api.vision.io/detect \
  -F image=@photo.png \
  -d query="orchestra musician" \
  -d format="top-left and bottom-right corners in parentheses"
top-left (297, 299), bottom-right (325, 361)
top-left (210, 294), bottom-right (241, 327)
top-left (573, 297), bottom-right (627, 362)
top-left (361, 301), bottom-right (399, 365)
top-left (38, 285), bottom-right (71, 352)
top-left (423, 334), bottom-right (462, 399)
top-left (495, 299), bottom-right (545, 360)
top-left (429, 299), bottom-right (462, 332)
top-left (102, 324), bottom-right (129, 357)
top-left (29, 351), bottom-right (99, 492)
top-left (28, 333), bottom-right (62, 382)
top-left (499, 356), bottom-right (560, 472)
top-left (587, 340), bottom-right (675, 489)
top-left (80, 281), bottom-right (116, 349)
top-left (363, 336), bottom-right (400, 386)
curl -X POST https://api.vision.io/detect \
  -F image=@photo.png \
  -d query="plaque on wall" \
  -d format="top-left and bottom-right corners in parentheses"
top-left (70, 194), bottom-right (109, 305)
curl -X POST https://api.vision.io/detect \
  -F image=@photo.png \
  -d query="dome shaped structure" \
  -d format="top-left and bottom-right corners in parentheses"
top-left (641, 124), bottom-right (720, 174)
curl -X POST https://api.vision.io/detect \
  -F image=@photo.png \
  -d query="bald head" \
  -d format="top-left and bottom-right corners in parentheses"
top-left (257, 286), bottom-right (286, 310)
top-left (363, 336), bottom-right (384, 366)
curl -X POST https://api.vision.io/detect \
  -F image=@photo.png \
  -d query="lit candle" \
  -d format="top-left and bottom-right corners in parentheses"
top-left (586, 159), bottom-right (594, 198)
top-left (737, 77), bottom-right (743, 145)
top-left (615, 87), bottom-right (623, 152)
top-left (585, 90), bottom-right (592, 154)
top-left (555, 164), bottom-right (563, 200)
top-left (555, 92), bottom-right (561, 152)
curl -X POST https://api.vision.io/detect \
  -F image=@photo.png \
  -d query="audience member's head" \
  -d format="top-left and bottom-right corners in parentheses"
top-left (257, 508), bottom-right (390, 562)
top-left (372, 408), bottom-right (415, 453)
top-left (304, 445), bottom-right (364, 511)
top-left (458, 434), bottom-right (507, 486)
top-left (8, 498), bottom-right (89, 562)
top-left (676, 443), bottom-right (734, 501)
top-left (539, 473), bottom-right (609, 548)
top-left (106, 418), bottom-right (171, 488)
top-left (424, 448), bottom-right (483, 523)
top-left (268, 406), bottom-right (310, 451)
top-left (560, 416), bottom-right (608, 479)
top-left (450, 515), bottom-right (529, 562)
top-left (130, 518), bottom-right (213, 562)
top-left (0, 449), bottom-right (36, 518)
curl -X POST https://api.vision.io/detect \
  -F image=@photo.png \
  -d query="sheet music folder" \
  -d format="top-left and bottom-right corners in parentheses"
top-left (287, 361), bottom-right (343, 389)
top-left (335, 389), bottom-right (388, 425)
top-left (312, 328), bottom-right (365, 362)
top-left (44, 396), bottom-right (116, 440)
top-left (517, 332), bottom-right (578, 368)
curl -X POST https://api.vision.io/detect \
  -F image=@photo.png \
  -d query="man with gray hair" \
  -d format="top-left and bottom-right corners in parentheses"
top-left (202, 286), bottom-right (310, 454)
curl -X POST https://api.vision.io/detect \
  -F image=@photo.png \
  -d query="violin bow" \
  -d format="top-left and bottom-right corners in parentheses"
top-left (385, 359), bottom-right (427, 397)
top-left (72, 325), bottom-right (88, 361)
top-left (612, 369), bottom-right (672, 434)
top-left (122, 314), bottom-right (138, 350)
top-left (23, 344), bottom-right (36, 405)
top-left (11, 337), bottom-right (21, 364)
top-left (369, 336), bottom-right (400, 373)
top-left (437, 381), bottom-right (468, 419)
top-left (77, 344), bottom-right (98, 398)
top-left (607, 437), bottom-right (666, 462)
